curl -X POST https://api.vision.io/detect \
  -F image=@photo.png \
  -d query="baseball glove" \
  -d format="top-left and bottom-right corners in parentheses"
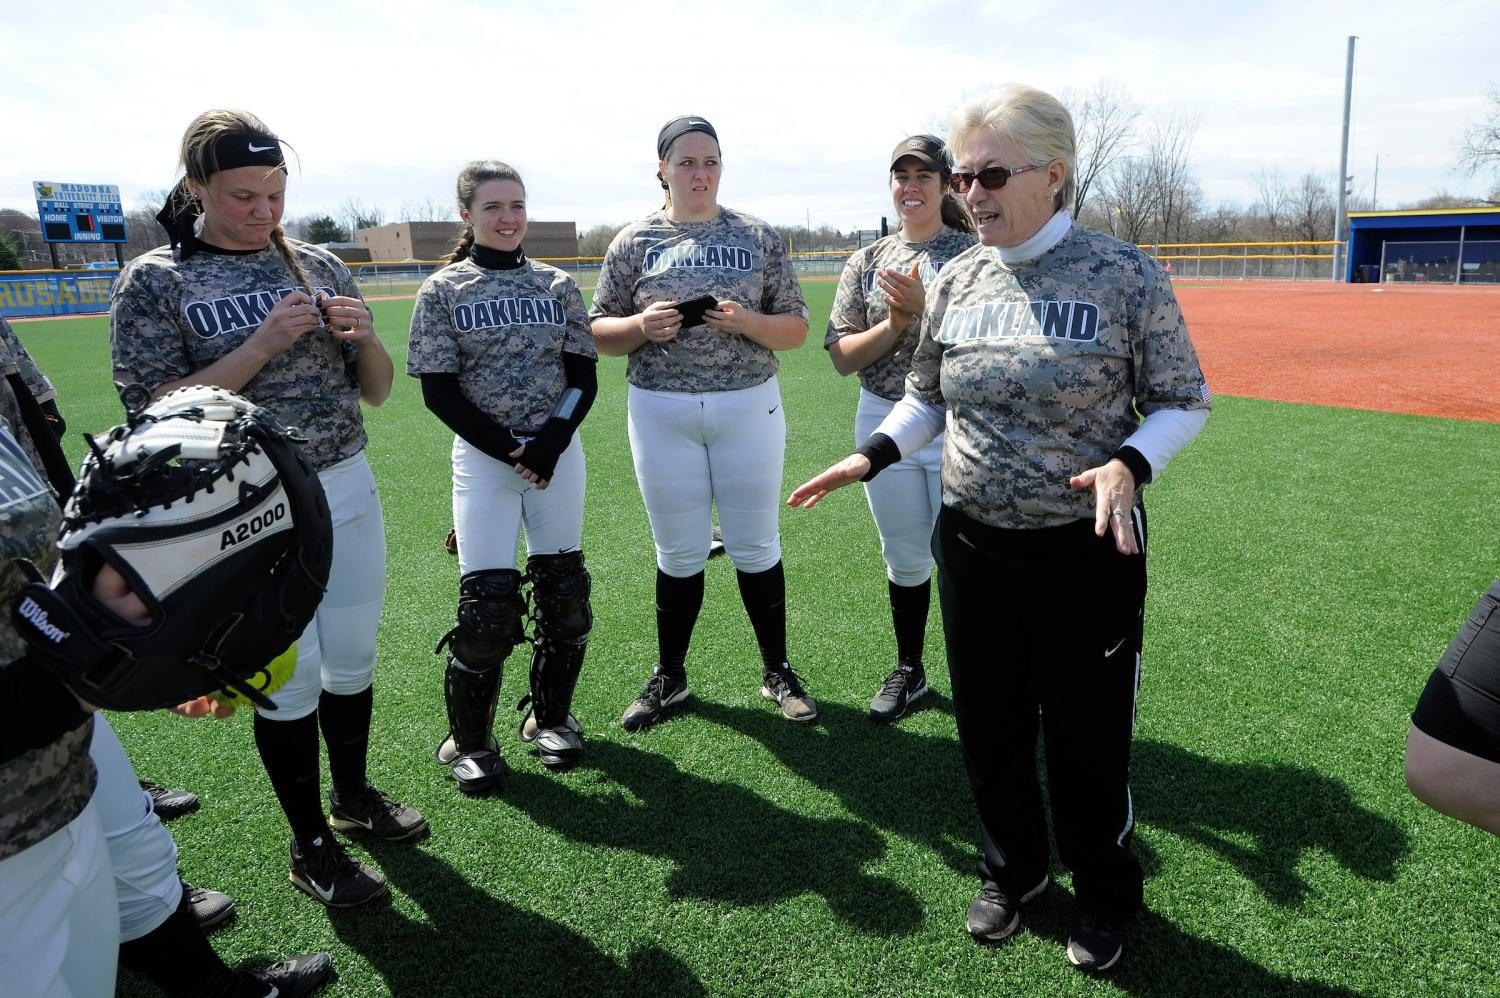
top-left (11, 385), bottom-right (332, 710)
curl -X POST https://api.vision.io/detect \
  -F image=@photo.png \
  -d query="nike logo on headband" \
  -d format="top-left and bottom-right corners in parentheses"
top-left (248, 142), bottom-right (276, 152)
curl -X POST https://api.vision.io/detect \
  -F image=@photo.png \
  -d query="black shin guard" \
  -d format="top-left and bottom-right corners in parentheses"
top-left (119, 889), bottom-right (239, 997)
top-left (736, 561), bottom-right (788, 673)
top-left (889, 578), bottom-right (932, 668)
top-left (320, 685), bottom-right (374, 800)
top-left (656, 569), bottom-right (704, 678)
top-left (253, 710), bottom-right (331, 845)
top-left (436, 569), bottom-right (526, 755)
top-left (526, 551), bottom-right (592, 729)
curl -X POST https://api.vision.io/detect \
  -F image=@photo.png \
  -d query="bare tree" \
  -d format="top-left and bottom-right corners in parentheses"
top-left (577, 223), bottom-right (624, 258)
top-left (1065, 81), bottom-right (1140, 219)
top-left (1457, 88), bottom-right (1500, 189)
top-left (1098, 156), bottom-right (1158, 244)
top-left (1253, 168), bottom-right (1292, 241)
top-left (337, 198), bottom-right (385, 239)
top-left (1146, 114), bottom-right (1201, 243)
top-left (1288, 173), bottom-right (1336, 243)
top-left (398, 197), bottom-right (452, 223)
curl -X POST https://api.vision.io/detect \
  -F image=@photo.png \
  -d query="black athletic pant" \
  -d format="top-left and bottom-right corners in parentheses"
top-left (932, 504), bottom-right (1147, 921)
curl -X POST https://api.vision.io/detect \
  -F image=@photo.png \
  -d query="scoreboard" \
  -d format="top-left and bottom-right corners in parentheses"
top-left (33, 181), bottom-right (127, 244)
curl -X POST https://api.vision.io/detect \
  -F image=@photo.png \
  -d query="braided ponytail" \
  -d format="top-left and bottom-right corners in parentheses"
top-left (269, 225), bottom-right (315, 298)
top-left (445, 226), bottom-right (476, 264)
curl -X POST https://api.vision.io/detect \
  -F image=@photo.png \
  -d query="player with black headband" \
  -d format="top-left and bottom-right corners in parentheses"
top-left (825, 135), bottom-right (976, 722)
top-left (111, 109), bottom-right (426, 910)
top-left (409, 160), bottom-right (597, 793)
top-left (793, 85), bottom-right (1210, 972)
top-left (590, 115), bottom-right (814, 730)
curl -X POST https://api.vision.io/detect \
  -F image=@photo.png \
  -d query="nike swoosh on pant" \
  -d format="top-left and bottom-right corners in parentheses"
top-left (1104, 639), bottom-right (1126, 658)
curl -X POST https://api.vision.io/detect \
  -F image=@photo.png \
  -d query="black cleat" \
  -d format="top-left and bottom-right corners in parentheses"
top-left (141, 781), bottom-right (199, 821)
top-left (185, 882), bottom-right (235, 932)
top-left (1066, 911), bottom-right (1124, 972)
top-left (436, 734), bottom-right (508, 795)
top-left (869, 663), bottom-right (928, 722)
top-left (288, 836), bottom-right (387, 909)
top-left (328, 784), bottom-right (429, 842)
top-left (966, 876), bottom-right (1049, 943)
top-left (240, 951), bottom-right (334, 997)
top-left (621, 668), bottom-right (690, 732)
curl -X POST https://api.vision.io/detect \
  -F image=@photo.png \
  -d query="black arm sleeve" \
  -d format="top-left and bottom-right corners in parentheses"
top-left (0, 656), bottom-right (91, 764)
top-left (419, 373), bottom-right (523, 463)
top-left (515, 353), bottom-right (599, 482)
top-left (854, 432), bottom-right (902, 482)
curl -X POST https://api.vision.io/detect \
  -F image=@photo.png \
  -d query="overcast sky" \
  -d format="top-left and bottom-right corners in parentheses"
top-left (5, 0), bottom-right (1496, 234)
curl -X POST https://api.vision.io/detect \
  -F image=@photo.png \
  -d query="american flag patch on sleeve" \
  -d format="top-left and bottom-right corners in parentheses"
top-left (1200, 382), bottom-right (1213, 405)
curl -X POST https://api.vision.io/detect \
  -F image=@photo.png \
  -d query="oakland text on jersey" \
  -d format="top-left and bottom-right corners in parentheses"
top-left (183, 286), bottom-right (337, 339)
top-left (643, 243), bottom-right (753, 275)
top-left (451, 296), bottom-right (565, 333)
top-left (936, 299), bottom-right (1100, 345)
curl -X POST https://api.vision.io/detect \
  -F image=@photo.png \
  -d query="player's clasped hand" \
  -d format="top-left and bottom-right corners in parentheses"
top-left (1068, 458), bottom-right (1140, 555)
top-left (704, 300), bottom-right (747, 334)
top-left (877, 263), bottom-right (924, 324)
top-left (640, 300), bottom-right (683, 343)
top-left (508, 443), bottom-right (549, 490)
top-left (787, 454), bottom-right (873, 510)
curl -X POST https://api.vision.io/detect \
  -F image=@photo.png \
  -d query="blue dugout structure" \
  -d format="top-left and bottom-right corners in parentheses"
top-left (1345, 207), bottom-right (1500, 284)
top-left (0, 270), bottom-right (117, 319)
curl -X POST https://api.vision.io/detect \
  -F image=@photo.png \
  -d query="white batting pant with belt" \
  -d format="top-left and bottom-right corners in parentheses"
top-left (627, 376), bottom-right (785, 577)
top-left (260, 450), bottom-right (387, 720)
top-left (452, 434), bottom-right (586, 575)
top-left (0, 797), bottom-right (116, 998)
top-left (856, 388), bottom-right (943, 586)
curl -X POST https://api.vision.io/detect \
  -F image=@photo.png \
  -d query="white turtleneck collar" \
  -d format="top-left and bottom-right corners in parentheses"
top-left (996, 209), bottom-right (1072, 265)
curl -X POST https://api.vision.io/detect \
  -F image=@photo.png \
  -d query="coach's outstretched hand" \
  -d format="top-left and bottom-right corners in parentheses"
top-left (787, 455), bottom-right (872, 510)
top-left (1068, 458), bottom-right (1140, 556)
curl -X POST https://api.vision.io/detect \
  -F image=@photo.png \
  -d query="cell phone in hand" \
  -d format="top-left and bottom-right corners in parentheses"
top-left (674, 294), bottom-right (719, 328)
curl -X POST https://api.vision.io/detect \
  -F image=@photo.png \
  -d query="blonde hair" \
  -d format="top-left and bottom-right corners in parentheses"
top-left (948, 85), bottom-right (1075, 213)
top-left (178, 109), bottom-right (313, 295)
top-left (446, 160), bottom-right (526, 264)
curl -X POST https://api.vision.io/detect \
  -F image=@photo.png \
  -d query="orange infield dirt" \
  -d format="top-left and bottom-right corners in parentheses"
top-left (1173, 281), bottom-right (1500, 423)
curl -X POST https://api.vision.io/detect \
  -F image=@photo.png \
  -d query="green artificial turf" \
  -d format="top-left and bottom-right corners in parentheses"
top-left (12, 286), bottom-right (1500, 997)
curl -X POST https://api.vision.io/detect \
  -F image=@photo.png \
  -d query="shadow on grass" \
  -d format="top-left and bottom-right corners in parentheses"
top-left (1133, 739), bottom-right (1408, 907)
top-left (507, 738), bottom-right (924, 936)
top-left (328, 839), bottom-right (705, 998)
top-left (691, 698), bottom-right (978, 876)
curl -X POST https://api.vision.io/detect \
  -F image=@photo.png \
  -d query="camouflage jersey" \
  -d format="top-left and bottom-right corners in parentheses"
top-left (0, 420), bottom-right (88, 862)
top-left (407, 257), bottom-right (596, 434)
top-left (0, 317), bottom-right (59, 405)
top-left (825, 226), bottom-right (977, 400)
top-left (110, 239), bottom-right (367, 471)
top-left (589, 207), bottom-right (808, 392)
top-left (0, 325), bottom-right (51, 479)
top-left (909, 224), bottom-right (1211, 529)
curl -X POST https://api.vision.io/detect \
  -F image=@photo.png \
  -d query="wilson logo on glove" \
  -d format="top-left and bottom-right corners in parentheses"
top-left (17, 596), bottom-right (70, 643)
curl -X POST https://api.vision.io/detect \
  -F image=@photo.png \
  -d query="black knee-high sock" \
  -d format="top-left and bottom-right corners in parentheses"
top-left (889, 578), bottom-right (931, 668)
top-left (118, 889), bottom-right (239, 998)
top-left (320, 685), bottom-right (374, 800)
top-left (736, 561), bottom-right (787, 673)
top-left (656, 569), bottom-right (705, 678)
top-left (253, 711), bottom-right (331, 846)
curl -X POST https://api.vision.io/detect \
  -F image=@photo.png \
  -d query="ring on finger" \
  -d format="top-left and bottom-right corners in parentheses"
top-left (1109, 507), bottom-right (1126, 518)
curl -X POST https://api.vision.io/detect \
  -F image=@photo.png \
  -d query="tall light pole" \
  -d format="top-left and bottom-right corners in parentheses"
top-left (1334, 35), bottom-right (1357, 281)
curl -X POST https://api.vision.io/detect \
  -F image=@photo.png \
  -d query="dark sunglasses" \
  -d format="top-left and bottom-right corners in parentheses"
top-left (949, 163), bottom-right (1043, 193)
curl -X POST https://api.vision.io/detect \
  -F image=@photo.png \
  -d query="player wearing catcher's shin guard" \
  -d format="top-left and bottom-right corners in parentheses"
top-left (519, 551), bottom-right (592, 768)
top-left (435, 569), bottom-right (527, 794)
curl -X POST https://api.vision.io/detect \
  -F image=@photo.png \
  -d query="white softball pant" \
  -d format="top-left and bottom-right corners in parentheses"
top-left (627, 377), bottom-right (785, 577)
top-left (89, 715), bottom-right (181, 942)
top-left (856, 389), bottom-right (943, 587)
top-left (452, 434), bottom-right (585, 575)
top-left (261, 450), bottom-right (387, 720)
top-left (0, 797), bottom-right (116, 998)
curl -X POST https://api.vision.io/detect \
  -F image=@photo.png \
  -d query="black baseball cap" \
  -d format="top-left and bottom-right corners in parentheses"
top-left (890, 135), bottom-right (948, 172)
